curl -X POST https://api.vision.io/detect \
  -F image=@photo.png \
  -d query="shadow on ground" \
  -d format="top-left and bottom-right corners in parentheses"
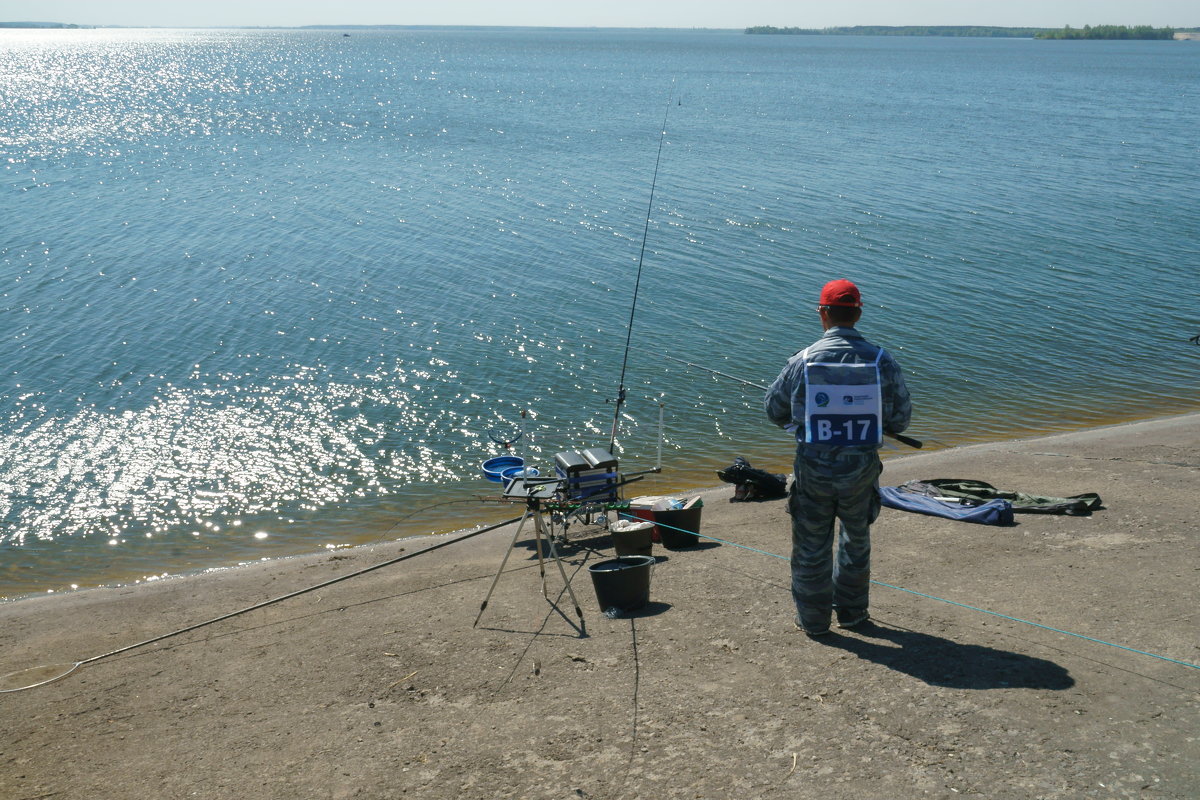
top-left (814, 620), bottom-right (1075, 690)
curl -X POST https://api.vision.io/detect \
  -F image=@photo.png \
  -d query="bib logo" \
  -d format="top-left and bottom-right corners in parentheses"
top-left (843, 394), bottom-right (855, 405)
top-left (814, 392), bottom-right (829, 408)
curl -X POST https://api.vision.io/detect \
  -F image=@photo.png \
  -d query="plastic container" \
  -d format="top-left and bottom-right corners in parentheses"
top-left (588, 556), bottom-right (654, 612)
top-left (481, 456), bottom-right (523, 483)
top-left (500, 466), bottom-right (540, 481)
top-left (627, 496), bottom-right (669, 542)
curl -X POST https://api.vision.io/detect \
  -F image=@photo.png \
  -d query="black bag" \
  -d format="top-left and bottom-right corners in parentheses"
top-left (716, 457), bottom-right (788, 502)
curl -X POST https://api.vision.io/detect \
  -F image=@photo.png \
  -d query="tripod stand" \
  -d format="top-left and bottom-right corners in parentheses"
top-left (473, 478), bottom-right (585, 632)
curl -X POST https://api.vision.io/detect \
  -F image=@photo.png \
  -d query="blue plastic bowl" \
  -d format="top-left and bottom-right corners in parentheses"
top-left (482, 456), bottom-right (524, 482)
top-left (501, 466), bottom-right (540, 481)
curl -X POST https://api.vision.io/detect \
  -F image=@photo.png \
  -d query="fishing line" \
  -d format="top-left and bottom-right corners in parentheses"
top-left (609, 86), bottom-right (675, 453)
top-left (367, 497), bottom-right (498, 545)
top-left (641, 349), bottom-right (771, 393)
top-left (618, 511), bottom-right (1199, 672)
top-left (0, 514), bottom-right (522, 693)
top-left (628, 616), bottom-right (643, 748)
top-left (632, 346), bottom-right (930, 449)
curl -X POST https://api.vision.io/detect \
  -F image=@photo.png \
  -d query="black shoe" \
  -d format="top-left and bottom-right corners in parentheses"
top-left (836, 609), bottom-right (870, 629)
top-left (794, 616), bottom-right (830, 637)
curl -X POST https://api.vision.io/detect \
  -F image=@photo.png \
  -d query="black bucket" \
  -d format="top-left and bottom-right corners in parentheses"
top-left (587, 556), bottom-right (654, 612)
top-left (611, 521), bottom-right (653, 558)
top-left (655, 503), bottom-right (703, 549)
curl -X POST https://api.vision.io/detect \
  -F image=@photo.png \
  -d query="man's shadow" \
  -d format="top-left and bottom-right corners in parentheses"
top-left (813, 620), bottom-right (1075, 690)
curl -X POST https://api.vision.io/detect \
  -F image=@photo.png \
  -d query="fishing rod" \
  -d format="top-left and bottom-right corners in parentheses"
top-left (609, 89), bottom-right (674, 454)
top-left (643, 349), bottom-right (927, 450)
top-left (0, 513), bottom-right (524, 693)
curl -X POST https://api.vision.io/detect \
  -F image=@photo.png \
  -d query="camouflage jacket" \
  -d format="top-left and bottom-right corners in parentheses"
top-left (764, 326), bottom-right (912, 452)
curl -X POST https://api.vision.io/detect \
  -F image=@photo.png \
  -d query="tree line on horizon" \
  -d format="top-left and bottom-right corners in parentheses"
top-left (745, 24), bottom-right (1181, 39)
top-left (1034, 24), bottom-right (1175, 39)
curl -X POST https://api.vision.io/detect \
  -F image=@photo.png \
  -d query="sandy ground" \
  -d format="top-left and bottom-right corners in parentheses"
top-left (1, 414), bottom-right (1197, 799)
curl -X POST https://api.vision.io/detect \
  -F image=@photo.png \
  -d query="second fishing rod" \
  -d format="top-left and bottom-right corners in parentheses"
top-left (608, 87), bottom-right (674, 454)
top-left (600, 87), bottom-right (921, 454)
top-left (641, 349), bottom-right (926, 450)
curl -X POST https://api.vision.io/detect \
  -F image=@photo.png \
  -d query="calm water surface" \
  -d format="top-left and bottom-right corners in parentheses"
top-left (1, 28), bottom-right (1197, 598)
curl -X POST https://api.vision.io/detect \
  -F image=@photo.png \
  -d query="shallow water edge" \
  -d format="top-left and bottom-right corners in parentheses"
top-left (4, 403), bottom-right (1196, 603)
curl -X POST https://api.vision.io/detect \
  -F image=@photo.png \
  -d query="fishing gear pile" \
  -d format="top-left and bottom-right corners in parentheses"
top-left (716, 457), bottom-right (788, 502)
top-left (895, 479), bottom-right (1102, 516)
top-left (880, 478), bottom-right (1103, 525)
top-left (879, 486), bottom-right (1015, 526)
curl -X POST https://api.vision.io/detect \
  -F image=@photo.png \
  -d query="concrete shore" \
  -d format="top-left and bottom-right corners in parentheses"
top-left (2, 414), bottom-right (1198, 799)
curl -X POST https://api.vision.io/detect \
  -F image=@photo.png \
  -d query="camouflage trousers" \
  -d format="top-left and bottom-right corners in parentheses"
top-left (788, 448), bottom-right (882, 633)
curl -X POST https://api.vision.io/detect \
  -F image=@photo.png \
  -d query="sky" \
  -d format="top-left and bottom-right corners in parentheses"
top-left (1, 0), bottom-right (1195, 29)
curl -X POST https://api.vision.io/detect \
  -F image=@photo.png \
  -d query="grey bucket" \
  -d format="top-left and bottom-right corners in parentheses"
top-left (587, 556), bottom-right (654, 612)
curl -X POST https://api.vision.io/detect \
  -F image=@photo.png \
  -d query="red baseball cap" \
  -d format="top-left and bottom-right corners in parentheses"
top-left (819, 279), bottom-right (862, 308)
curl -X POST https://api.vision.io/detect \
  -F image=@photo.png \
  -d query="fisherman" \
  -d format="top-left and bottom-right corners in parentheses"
top-left (764, 279), bottom-right (911, 637)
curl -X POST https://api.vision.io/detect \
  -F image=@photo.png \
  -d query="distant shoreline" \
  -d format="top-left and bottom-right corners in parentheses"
top-left (747, 24), bottom-right (1189, 39)
top-left (748, 25), bottom-right (1050, 38)
top-left (4, 23), bottom-right (1197, 37)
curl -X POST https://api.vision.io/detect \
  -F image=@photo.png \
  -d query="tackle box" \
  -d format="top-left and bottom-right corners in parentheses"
top-left (555, 448), bottom-right (619, 501)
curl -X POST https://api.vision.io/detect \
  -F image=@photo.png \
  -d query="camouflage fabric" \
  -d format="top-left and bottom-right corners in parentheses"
top-left (764, 326), bottom-right (911, 450)
top-left (788, 449), bottom-right (882, 632)
top-left (765, 325), bottom-right (912, 632)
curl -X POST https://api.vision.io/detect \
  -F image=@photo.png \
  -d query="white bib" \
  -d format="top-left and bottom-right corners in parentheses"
top-left (801, 350), bottom-right (883, 446)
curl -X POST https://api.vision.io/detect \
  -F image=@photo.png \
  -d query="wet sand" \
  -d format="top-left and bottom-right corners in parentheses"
top-left (1, 414), bottom-right (1197, 799)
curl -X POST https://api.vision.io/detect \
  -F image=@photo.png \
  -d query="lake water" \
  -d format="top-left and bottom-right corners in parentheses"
top-left (1, 28), bottom-right (1197, 599)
